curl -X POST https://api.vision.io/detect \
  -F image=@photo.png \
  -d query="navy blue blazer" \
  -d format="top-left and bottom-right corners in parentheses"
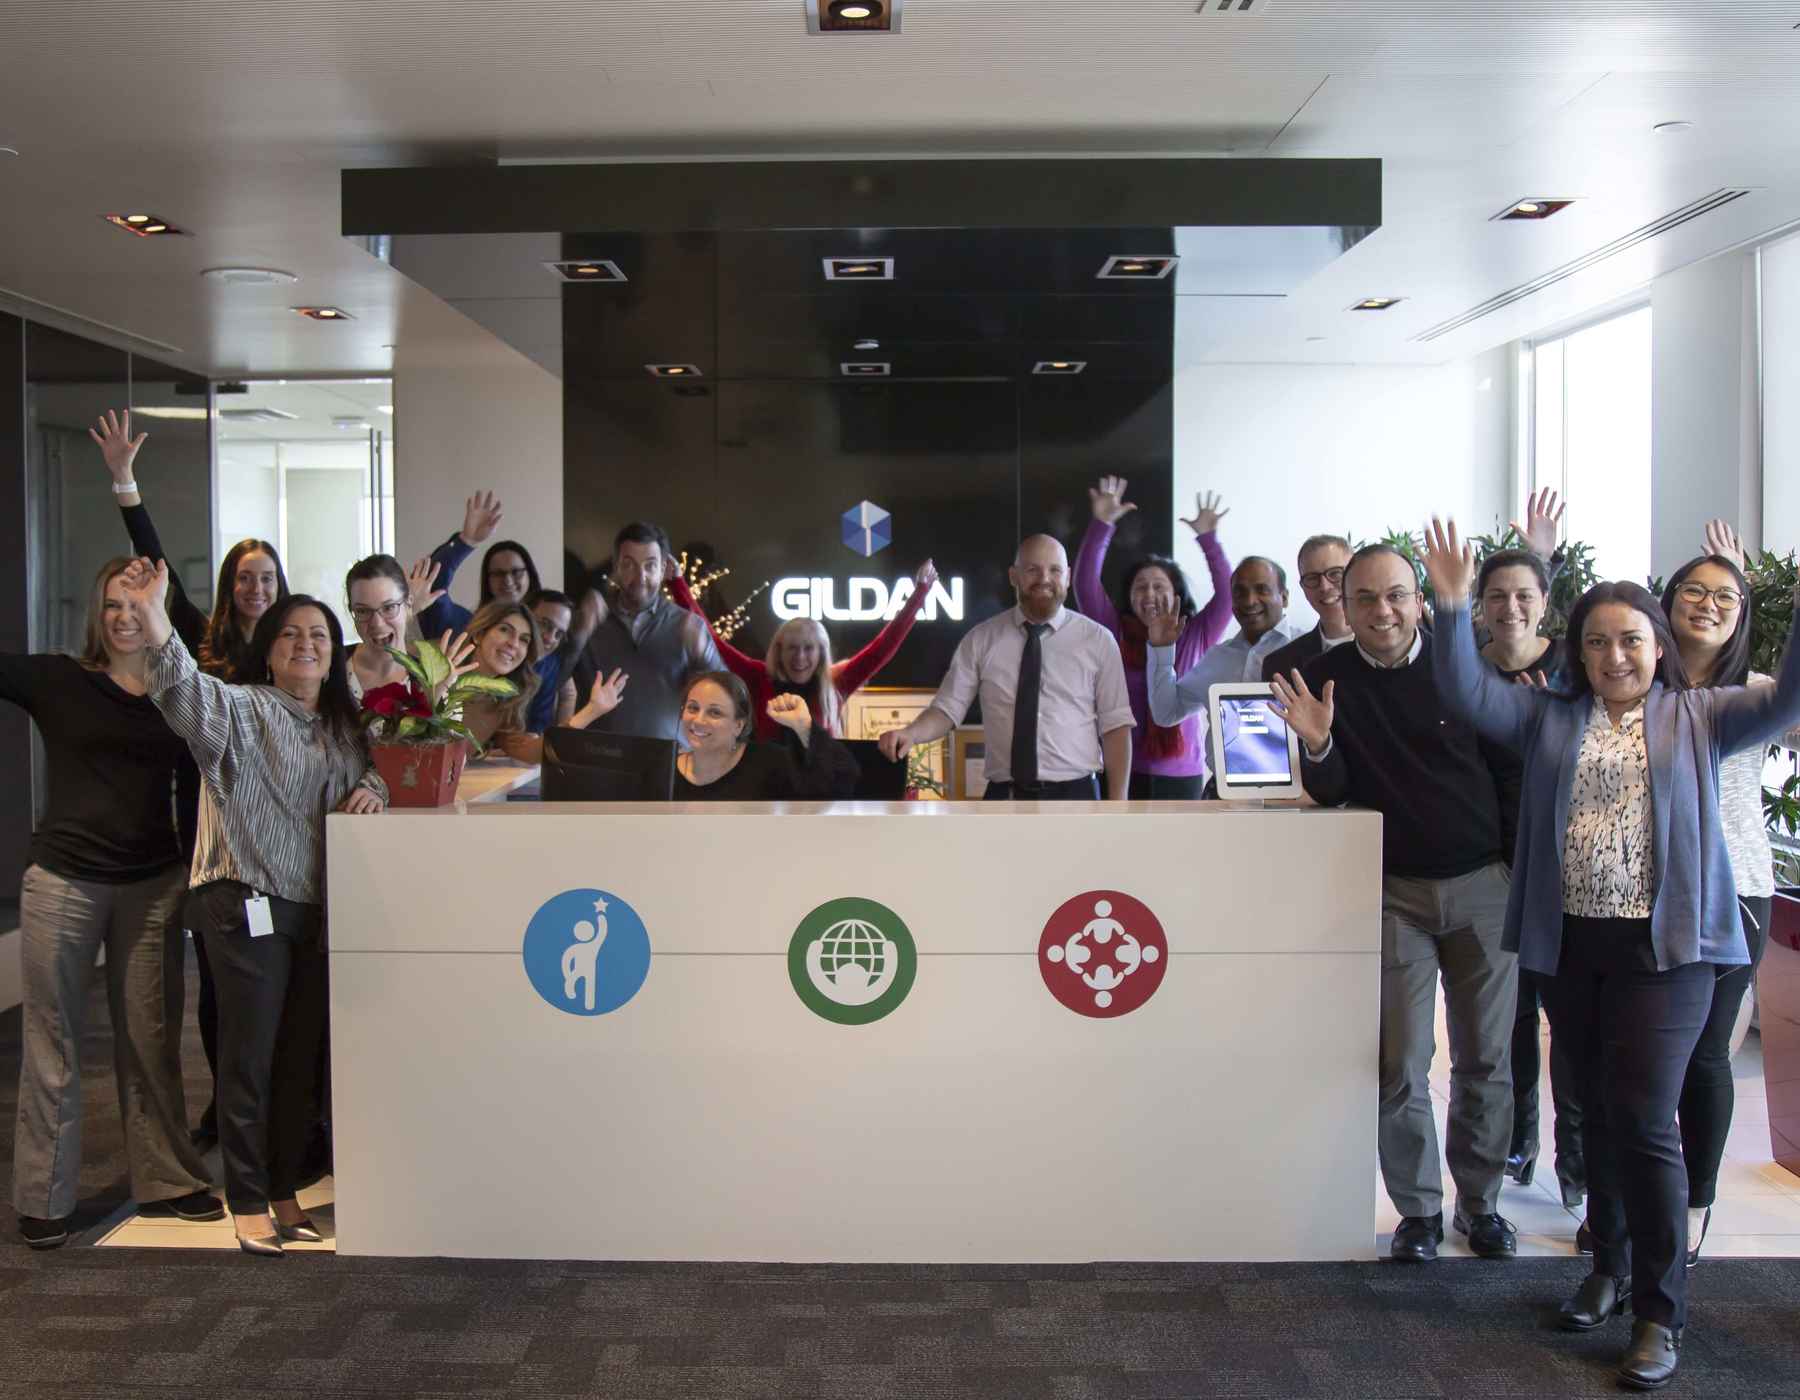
top-left (1432, 600), bottom-right (1800, 975)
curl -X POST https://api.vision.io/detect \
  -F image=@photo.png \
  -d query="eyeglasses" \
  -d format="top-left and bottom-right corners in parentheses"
top-left (1349, 588), bottom-right (1418, 611)
top-left (487, 567), bottom-right (531, 583)
top-left (1674, 582), bottom-right (1743, 611)
top-left (349, 599), bottom-right (405, 624)
top-left (1300, 567), bottom-right (1346, 589)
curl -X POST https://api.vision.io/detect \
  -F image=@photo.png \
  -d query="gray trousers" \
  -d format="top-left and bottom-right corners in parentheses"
top-left (11, 863), bottom-right (212, 1220)
top-left (1379, 862), bottom-right (1517, 1219)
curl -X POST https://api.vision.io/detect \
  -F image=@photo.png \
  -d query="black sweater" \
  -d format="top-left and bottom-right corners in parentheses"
top-left (674, 734), bottom-right (856, 802)
top-left (0, 654), bottom-right (185, 883)
top-left (1298, 629), bottom-right (1508, 880)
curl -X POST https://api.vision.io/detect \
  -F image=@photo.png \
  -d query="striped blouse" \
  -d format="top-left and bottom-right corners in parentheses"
top-left (145, 638), bottom-right (385, 905)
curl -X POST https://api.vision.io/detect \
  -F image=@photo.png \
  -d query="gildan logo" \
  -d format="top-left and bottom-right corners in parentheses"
top-left (1038, 890), bottom-right (1167, 1018)
top-left (520, 888), bottom-right (652, 1016)
top-left (771, 575), bottom-right (966, 624)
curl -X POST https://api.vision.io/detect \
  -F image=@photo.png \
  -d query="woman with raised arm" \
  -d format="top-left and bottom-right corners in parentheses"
top-left (1658, 519), bottom-right (1800, 1267)
top-left (1077, 478), bottom-right (1232, 798)
top-left (344, 554), bottom-right (445, 701)
top-left (1417, 517), bottom-right (1800, 1391)
top-left (5, 558), bottom-right (222, 1250)
top-left (673, 673), bottom-right (857, 800)
top-left (122, 559), bottom-right (390, 1257)
top-left (457, 600), bottom-right (627, 764)
top-left (667, 556), bottom-right (937, 741)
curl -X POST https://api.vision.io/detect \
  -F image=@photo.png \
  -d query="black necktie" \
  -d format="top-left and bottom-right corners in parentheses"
top-left (1012, 622), bottom-right (1049, 789)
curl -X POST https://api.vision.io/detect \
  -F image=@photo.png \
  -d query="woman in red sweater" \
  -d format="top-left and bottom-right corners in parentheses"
top-left (669, 558), bottom-right (937, 740)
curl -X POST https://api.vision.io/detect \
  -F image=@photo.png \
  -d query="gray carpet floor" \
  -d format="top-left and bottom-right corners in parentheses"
top-left (3, 950), bottom-right (1799, 1398)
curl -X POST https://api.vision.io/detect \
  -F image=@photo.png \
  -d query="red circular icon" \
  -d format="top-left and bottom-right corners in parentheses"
top-left (1038, 889), bottom-right (1168, 1018)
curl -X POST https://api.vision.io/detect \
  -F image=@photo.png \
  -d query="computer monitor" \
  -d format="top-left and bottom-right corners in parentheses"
top-left (540, 728), bottom-right (676, 802)
top-left (1206, 683), bottom-right (1303, 800)
top-left (841, 739), bottom-right (909, 800)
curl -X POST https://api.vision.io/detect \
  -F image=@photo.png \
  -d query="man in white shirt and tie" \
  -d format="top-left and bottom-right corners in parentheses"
top-left (878, 535), bottom-right (1135, 799)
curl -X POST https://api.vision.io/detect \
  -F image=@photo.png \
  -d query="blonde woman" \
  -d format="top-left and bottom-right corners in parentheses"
top-left (667, 558), bottom-right (937, 738)
top-left (460, 601), bottom-right (625, 762)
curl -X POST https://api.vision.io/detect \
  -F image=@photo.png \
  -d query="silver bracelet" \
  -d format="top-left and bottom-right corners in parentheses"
top-left (111, 480), bottom-right (138, 495)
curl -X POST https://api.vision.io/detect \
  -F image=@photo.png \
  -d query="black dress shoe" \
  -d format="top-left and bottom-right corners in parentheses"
top-left (1576, 1219), bottom-right (1594, 1255)
top-left (1453, 1207), bottom-right (1517, 1258)
top-left (1504, 1146), bottom-right (1539, 1187)
top-left (1390, 1213), bottom-right (1443, 1262)
top-left (140, 1190), bottom-right (226, 1222)
top-left (1557, 1159), bottom-right (1586, 1209)
top-left (1559, 1272), bottom-right (1630, 1331)
top-left (1617, 1319), bottom-right (1680, 1391)
top-left (18, 1215), bottom-right (69, 1250)
top-left (1686, 1206), bottom-right (1710, 1268)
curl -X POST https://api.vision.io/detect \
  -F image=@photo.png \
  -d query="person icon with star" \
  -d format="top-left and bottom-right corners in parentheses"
top-left (561, 896), bottom-right (610, 1011)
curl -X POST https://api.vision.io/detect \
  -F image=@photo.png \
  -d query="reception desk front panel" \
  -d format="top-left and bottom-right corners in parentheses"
top-left (327, 800), bottom-right (1382, 1262)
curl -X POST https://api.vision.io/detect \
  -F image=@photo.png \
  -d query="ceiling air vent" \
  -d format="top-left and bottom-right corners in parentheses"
top-left (1197, 0), bottom-right (1270, 13)
top-left (218, 408), bottom-right (300, 424)
top-left (1414, 188), bottom-right (1753, 343)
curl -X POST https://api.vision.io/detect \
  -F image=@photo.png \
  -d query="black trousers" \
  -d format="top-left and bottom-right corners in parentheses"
top-left (1680, 895), bottom-right (1770, 1208)
top-left (984, 775), bottom-right (1100, 801)
top-left (1540, 916), bottom-right (1714, 1328)
top-left (1127, 772), bottom-right (1207, 800)
top-left (187, 891), bottom-right (222, 1134)
top-left (1509, 968), bottom-right (1584, 1181)
top-left (189, 880), bottom-right (327, 1214)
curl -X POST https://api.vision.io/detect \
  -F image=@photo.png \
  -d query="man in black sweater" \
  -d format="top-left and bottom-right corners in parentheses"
top-left (1270, 544), bottom-right (1518, 1263)
top-left (1261, 533), bottom-right (1355, 683)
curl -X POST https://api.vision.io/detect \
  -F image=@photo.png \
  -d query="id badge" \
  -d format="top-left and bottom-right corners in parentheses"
top-left (245, 893), bottom-right (275, 938)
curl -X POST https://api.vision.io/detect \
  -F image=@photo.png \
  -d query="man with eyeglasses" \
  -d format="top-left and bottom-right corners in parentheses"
top-left (1269, 542), bottom-right (1518, 1265)
top-left (1261, 535), bottom-right (1355, 684)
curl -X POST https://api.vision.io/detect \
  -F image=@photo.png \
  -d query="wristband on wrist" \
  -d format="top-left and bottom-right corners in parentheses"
top-left (112, 480), bottom-right (138, 495)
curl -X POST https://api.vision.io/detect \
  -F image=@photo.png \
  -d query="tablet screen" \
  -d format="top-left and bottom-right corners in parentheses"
top-left (1216, 695), bottom-right (1294, 787)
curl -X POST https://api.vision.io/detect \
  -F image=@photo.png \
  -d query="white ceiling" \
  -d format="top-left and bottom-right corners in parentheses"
top-left (4, 0), bottom-right (1800, 376)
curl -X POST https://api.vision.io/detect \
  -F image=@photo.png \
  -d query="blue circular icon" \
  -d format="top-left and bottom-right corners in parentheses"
top-left (521, 888), bottom-right (651, 1016)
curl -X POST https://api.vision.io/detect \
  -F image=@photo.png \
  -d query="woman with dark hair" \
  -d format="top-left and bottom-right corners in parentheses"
top-left (344, 553), bottom-right (443, 701)
top-left (1423, 519), bottom-right (1800, 1390)
top-left (460, 600), bottom-right (626, 763)
top-left (414, 490), bottom-right (535, 634)
top-left (5, 557), bottom-right (222, 1249)
top-left (674, 671), bottom-right (856, 800)
top-left (1075, 476), bottom-right (1232, 798)
top-left (123, 560), bottom-right (388, 1256)
top-left (1658, 521), bottom-right (1800, 1267)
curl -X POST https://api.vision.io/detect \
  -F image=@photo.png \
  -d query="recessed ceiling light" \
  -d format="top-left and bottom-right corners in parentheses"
top-left (1350, 297), bottom-right (1403, 311)
top-left (807, 0), bottom-right (901, 33)
top-left (129, 406), bottom-right (212, 421)
top-left (377, 405), bottom-right (394, 415)
top-left (824, 257), bottom-right (894, 281)
top-left (1305, 336), bottom-right (1326, 343)
top-left (545, 259), bottom-right (626, 283)
top-left (1098, 255), bottom-right (1178, 280)
top-left (202, 266), bottom-right (299, 285)
top-left (1652, 121), bottom-right (1695, 134)
top-left (219, 407), bottom-right (300, 424)
top-left (1032, 360), bottom-right (1087, 375)
top-left (332, 417), bottom-right (371, 431)
top-left (293, 306), bottom-right (353, 320)
top-left (852, 338), bottom-right (880, 351)
top-left (1493, 198), bottom-right (1575, 222)
top-left (645, 363), bottom-right (703, 378)
top-left (0, 146), bottom-right (18, 158)
top-left (105, 214), bottom-right (186, 237)
top-left (841, 362), bottom-right (891, 377)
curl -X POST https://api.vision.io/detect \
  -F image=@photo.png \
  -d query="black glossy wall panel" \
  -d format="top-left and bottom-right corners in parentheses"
top-left (0, 313), bottom-right (26, 901)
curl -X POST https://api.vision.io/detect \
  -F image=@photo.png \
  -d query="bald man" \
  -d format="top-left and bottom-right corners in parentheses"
top-left (879, 535), bottom-right (1134, 799)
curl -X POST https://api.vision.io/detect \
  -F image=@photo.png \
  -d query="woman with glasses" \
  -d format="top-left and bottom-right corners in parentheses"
top-left (1659, 521), bottom-right (1800, 1268)
top-left (1424, 517), bottom-right (1800, 1390)
top-left (344, 554), bottom-right (446, 701)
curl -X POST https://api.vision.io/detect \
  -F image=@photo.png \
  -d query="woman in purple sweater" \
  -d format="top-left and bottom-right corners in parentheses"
top-left (1074, 477), bottom-right (1233, 797)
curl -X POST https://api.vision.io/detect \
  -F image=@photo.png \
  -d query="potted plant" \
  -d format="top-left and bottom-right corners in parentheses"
top-left (361, 638), bottom-right (517, 807)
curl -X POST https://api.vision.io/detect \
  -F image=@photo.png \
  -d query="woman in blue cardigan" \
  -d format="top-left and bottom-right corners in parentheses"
top-left (1422, 518), bottom-right (1800, 1393)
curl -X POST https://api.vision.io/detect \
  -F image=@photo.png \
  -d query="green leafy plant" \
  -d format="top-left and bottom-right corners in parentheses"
top-left (905, 739), bottom-right (946, 798)
top-left (360, 639), bottom-right (518, 751)
top-left (1746, 547), bottom-right (1800, 678)
top-left (1362, 521), bottom-right (1600, 639)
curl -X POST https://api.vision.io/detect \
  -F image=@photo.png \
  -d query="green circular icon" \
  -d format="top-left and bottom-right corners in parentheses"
top-left (787, 897), bottom-right (917, 1025)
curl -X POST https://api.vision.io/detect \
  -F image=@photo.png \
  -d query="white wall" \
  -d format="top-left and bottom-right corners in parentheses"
top-left (1650, 250), bottom-right (1760, 578)
top-left (393, 323), bottom-right (563, 604)
top-left (1170, 348), bottom-right (1514, 631)
top-left (1762, 231), bottom-right (1800, 558)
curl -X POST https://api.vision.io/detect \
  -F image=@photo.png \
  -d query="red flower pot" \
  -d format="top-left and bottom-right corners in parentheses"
top-left (370, 739), bottom-right (471, 808)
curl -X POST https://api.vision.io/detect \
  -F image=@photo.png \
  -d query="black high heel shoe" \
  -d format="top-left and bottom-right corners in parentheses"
top-left (1504, 1145), bottom-right (1539, 1187)
top-left (1559, 1272), bottom-right (1630, 1331)
top-left (1686, 1206), bottom-right (1710, 1269)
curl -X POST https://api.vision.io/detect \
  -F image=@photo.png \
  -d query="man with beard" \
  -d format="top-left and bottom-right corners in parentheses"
top-left (878, 535), bottom-right (1133, 800)
top-left (1261, 535), bottom-right (1356, 683)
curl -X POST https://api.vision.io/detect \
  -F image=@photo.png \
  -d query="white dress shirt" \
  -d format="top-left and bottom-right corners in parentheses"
top-left (929, 605), bottom-right (1135, 784)
top-left (1146, 616), bottom-right (1305, 728)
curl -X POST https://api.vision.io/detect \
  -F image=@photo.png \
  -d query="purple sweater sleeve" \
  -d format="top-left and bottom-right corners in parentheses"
top-left (1176, 531), bottom-right (1232, 669)
top-left (1073, 519), bottom-right (1123, 640)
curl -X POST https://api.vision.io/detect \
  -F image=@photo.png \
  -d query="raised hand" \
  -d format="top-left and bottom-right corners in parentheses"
top-left (459, 490), bottom-right (503, 546)
top-left (1268, 669), bottom-right (1335, 753)
top-left (119, 556), bottom-right (169, 611)
top-left (766, 692), bottom-right (812, 737)
top-left (878, 726), bottom-right (913, 762)
top-left (435, 630), bottom-right (480, 701)
top-left (89, 409), bottom-right (147, 483)
top-left (1510, 487), bottom-right (1566, 560)
top-left (1421, 516), bottom-right (1476, 607)
top-left (407, 557), bottom-right (444, 614)
top-left (1513, 669), bottom-right (1551, 689)
top-left (1144, 603), bottom-right (1182, 647)
top-left (578, 667), bottom-right (629, 724)
top-left (1088, 475), bottom-right (1137, 526)
top-left (914, 558), bottom-right (939, 591)
top-left (1180, 489), bottom-right (1229, 538)
top-left (1703, 518), bottom-right (1745, 571)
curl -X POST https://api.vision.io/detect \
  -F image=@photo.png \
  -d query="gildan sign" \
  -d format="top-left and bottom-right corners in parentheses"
top-left (771, 576), bottom-right (966, 624)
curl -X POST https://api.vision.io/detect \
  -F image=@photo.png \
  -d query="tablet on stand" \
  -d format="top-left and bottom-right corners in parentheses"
top-left (1206, 682), bottom-right (1304, 803)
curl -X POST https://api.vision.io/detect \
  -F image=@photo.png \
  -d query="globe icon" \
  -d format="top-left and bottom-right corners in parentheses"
top-left (789, 897), bottom-right (916, 1024)
top-left (814, 918), bottom-right (891, 998)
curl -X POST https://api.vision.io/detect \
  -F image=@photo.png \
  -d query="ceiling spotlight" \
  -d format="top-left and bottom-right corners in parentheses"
top-left (824, 257), bottom-right (895, 281)
top-left (808, 0), bottom-right (901, 33)
top-left (852, 338), bottom-right (880, 351)
top-left (1652, 120), bottom-right (1695, 134)
top-left (293, 306), bottom-right (354, 320)
top-left (105, 214), bottom-right (186, 237)
top-left (841, 362), bottom-right (891, 377)
top-left (1098, 255), bottom-right (1178, 280)
top-left (1493, 197), bottom-right (1574, 221)
top-left (1032, 360), bottom-right (1087, 375)
top-left (545, 259), bottom-right (626, 283)
top-left (645, 363), bottom-right (703, 378)
top-left (1350, 297), bottom-right (1402, 311)
top-left (202, 267), bottom-right (299, 285)
top-left (0, 146), bottom-right (18, 158)
top-left (128, 407), bottom-right (212, 421)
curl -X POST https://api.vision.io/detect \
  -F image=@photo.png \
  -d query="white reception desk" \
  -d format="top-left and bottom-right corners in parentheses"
top-left (326, 778), bottom-right (1382, 1263)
